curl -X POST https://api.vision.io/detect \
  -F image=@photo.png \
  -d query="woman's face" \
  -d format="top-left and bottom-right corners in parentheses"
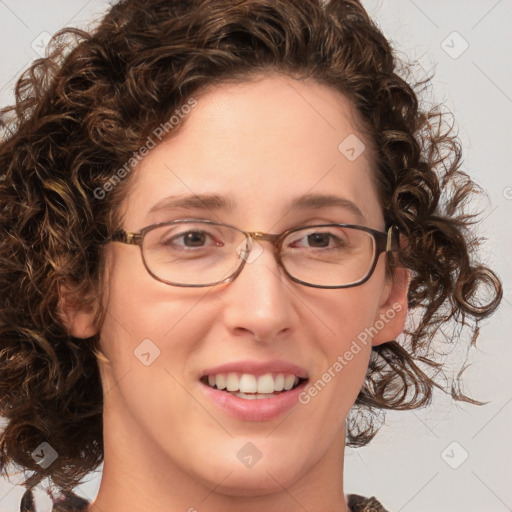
top-left (74, 74), bottom-right (407, 500)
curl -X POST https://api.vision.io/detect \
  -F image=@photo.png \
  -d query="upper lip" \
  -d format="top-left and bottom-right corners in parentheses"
top-left (200, 359), bottom-right (309, 379)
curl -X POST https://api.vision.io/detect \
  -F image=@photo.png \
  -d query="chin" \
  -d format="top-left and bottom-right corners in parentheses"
top-left (194, 449), bottom-right (307, 497)
top-left (211, 468), bottom-right (301, 497)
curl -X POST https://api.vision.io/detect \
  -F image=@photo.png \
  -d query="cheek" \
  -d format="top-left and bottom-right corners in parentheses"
top-left (99, 282), bottom-right (217, 373)
top-left (304, 271), bottom-right (387, 404)
top-left (96, 251), bottom-right (223, 410)
top-left (96, 269), bottom-right (222, 448)
top-left (315, 278), bottom-right (384, 352)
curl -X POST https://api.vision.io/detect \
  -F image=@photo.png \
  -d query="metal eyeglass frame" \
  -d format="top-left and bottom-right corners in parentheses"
top-left (107, 219), bottom-right (400, 289)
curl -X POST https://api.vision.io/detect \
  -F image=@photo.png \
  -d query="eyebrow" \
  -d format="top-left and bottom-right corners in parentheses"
top-left (147, 194), bottom-right (236, 215)
top-left (146, 192), bottom-right (364, 221)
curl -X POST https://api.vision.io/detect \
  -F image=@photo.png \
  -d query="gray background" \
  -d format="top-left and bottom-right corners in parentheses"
top-left (0, 1), bottom-right (510, 511)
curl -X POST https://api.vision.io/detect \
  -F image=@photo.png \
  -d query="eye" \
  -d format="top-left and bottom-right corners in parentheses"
top-left (164, 230), bottom-right (221, 249)
top-left (300, 232), bottom-right (331, 248)
top-left (173, 231), bottom-right (207, 247)
top-left (289, 229), bottom-right (347, 250)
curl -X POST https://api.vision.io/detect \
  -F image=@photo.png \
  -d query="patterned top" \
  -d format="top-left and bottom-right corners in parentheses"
top-left (20, 487), bottom-right (389, 512)
top-left (348, 494), bottom-right (390, 512)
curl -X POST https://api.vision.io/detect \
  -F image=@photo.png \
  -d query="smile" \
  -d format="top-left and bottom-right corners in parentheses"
top-left (199, 360), bottom-right (310, 421)
top-left (201, 372), bottom-right (306, 399)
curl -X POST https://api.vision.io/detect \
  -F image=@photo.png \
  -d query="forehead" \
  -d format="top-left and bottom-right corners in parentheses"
top-left (120, 74), bottom-right (382, 230)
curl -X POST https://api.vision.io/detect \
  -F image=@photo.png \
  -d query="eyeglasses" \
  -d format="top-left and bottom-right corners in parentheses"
top-left (107, 219), bottom-right (399, 289)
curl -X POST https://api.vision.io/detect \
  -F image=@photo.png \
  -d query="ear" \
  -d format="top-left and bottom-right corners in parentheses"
top-left (58, 283), bottom-right (99, 339)
top-left (371, 265), bottom-right (410, 346)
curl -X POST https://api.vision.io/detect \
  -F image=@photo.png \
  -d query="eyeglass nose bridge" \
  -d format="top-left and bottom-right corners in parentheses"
top-left (234, 230), bottom-right (287, 270)
top-left (242, 231), bottom-right (283, 257)
top-left (247, 231), bottom-right (281, 243)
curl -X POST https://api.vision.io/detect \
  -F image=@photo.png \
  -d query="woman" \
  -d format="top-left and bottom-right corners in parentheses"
top-left (0, 0), bottom-right (502, 511)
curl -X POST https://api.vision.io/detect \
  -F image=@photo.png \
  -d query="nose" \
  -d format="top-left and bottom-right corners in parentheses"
top-left (220, 238), bottom-right (295, 343)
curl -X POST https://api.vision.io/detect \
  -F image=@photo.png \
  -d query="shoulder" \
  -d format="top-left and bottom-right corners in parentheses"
top-left (347, 493), bottom-right (390, 512)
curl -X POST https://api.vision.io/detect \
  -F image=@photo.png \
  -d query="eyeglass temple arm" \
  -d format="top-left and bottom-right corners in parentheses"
top-left (386, 225), bottom-right (400, 252)
top-left (109, 230), bottom-right (143, 245)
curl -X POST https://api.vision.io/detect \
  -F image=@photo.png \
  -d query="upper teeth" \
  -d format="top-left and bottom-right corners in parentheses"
top-left (206, 373), bottom-right (300, 393)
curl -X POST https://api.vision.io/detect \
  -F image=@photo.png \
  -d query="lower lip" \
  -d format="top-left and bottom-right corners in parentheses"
top-left (200, 380), bottom-right (308, 422)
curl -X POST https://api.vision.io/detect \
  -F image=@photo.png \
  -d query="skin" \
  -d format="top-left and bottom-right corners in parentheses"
top-left (62, 74), bottom-right (409, 512)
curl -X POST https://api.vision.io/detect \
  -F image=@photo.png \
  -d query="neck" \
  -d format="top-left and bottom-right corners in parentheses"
top-left (87, 403), bottom-right (350, 512)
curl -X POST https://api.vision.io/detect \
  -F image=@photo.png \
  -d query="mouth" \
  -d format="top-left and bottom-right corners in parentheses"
top-left (199, 360), bottom-right (310, 421)
top-left (200, 372), bottom-right (308, 400)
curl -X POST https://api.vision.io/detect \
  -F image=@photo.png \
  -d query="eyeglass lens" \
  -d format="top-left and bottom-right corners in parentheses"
top-left (141, 221), bottom-right (377, 287)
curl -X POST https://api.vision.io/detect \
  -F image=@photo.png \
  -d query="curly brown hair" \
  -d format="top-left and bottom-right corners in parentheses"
top-left (0, 0), bottom-right (502, 497)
